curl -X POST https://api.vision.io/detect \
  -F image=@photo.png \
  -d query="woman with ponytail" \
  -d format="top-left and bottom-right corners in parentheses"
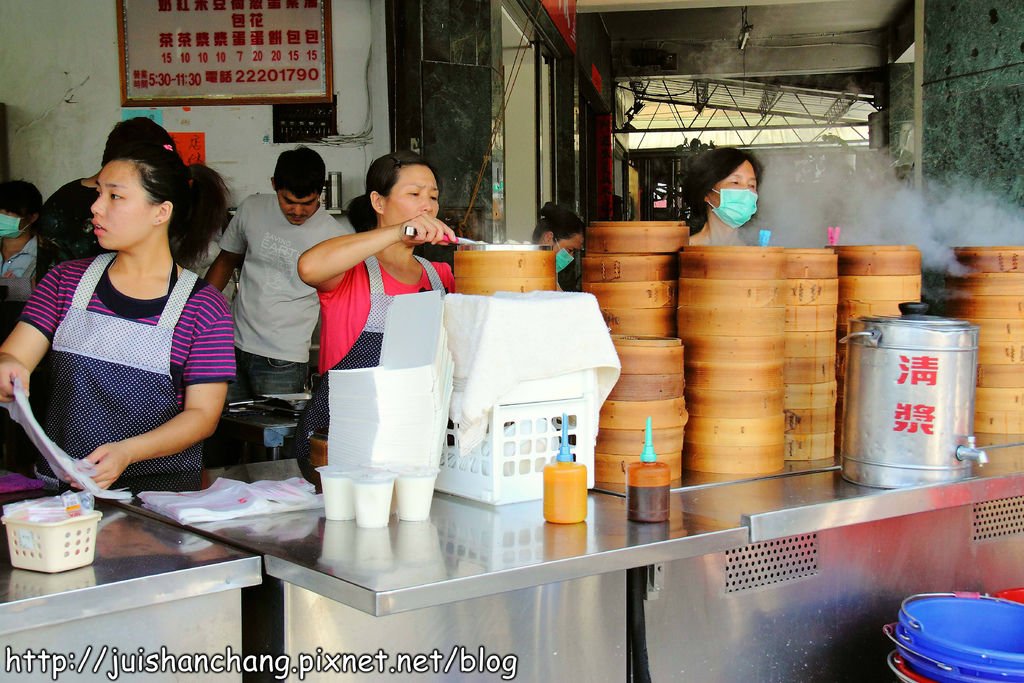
top-left (0, 142), bottom-right (235, 489)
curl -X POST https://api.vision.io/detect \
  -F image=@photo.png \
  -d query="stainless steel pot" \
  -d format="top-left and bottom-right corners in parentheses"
top-left (840, 302), bottom-right (987, 488)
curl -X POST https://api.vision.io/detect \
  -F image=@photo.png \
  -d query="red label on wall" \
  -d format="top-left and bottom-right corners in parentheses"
top-left (169, 132), bottom-right (206, 165)
top-left (591, 64), bottom-right (602, 94)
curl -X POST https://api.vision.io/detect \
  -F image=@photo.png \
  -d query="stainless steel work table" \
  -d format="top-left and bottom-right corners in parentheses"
top-left (1, 503), bottom-right (262, 681)
top-left (116, 448), bottom-right (1024, 681)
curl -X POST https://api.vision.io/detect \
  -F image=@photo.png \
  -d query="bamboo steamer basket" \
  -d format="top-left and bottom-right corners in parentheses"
top-left (976, 342), bottom-right (1024, 365)
top-left (785, 330), bottom-right (838, 358)
top-left (837, 299), bottom-right (906, 329)
top-left (977, 364), bottom-right (1024, 388)
top-left (784, 407), bottom-right (836, 434)
top-left (596, 425), bottom-right (685, 456)
top-left (786, 279), bottom-right (839, 306)
top-left (784, 381), bottom-right (838, 410)
top-left (975, 387), bottom-right (1024, 412)
top-left (684, 360), bottom-right (784, 391)
top-left (686, 387), bottom-right (784, 418)
top-left (946, 272), bottom-right (1024, 296)
top-left (595, 451), bottom-right (683, 484)
top-left (681, 335), bottom-right (784, 363)
top-left (677, 277), bottom-right (783, 307)
top-left (678, 246), bottom-right (786, 280)
top-left (602, 307), bottom-right (676, 336)
top-left (678, 305), bottom-right (785, 336)
top-left (831, 245), bottom-right (921, 275)
top-left (785, 432), bottom-right (835, 461)
top-left (583, 253), bottom-right (678, 283)
top-left (608, 374), bottom-right (686, 401)
top-left (972, 319), bottom-right (1024, 342)
top-left (953, 246), bottom-right (1024, 273)
top-left (975, 411), bottom-right (1024, 434)
top-left (683, 441), bottom-right (784, 474)
top-left (454, 277), bottom-right (554, 295)
top-left (946, 295), bottom-right (1024, 320)
top-left (587, 221), bottom-right (689, 254)
top-left (686, 414), bottom-right (785, 447)
top-left (585, 280), bottom-right (677, 309)
top-left (838, 275), bottom-right (922, 301)
top-left (599, 398), bottom-right (688, 430)
top-left (786, 304), bottom-right (839, 332)
top-left (453, 244), bottom-right (556, 295)
top-left (611, 336), bottom-right (684, 375)
top-left (784, 356), bottom-right (836, 384)
top-left (785, 248), bottom-right (838, 279)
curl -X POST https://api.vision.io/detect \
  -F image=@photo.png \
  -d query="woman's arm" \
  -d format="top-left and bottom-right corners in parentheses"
top-left (298, 214), bottom-right (455, 292)
top-left (84, 381), bottom-right (228, 489)
top-left (0, 323), bottom-right (52, 401)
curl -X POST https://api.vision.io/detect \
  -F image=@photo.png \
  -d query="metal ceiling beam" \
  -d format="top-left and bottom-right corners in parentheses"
top-left (615, 40), bottom-right (887, 79)
top-left (578, 0), bottom-right (851, 13)
top-left (614, 122), bottom-right (867, 133)
top-left (631, 93), bottom-right (869, 125)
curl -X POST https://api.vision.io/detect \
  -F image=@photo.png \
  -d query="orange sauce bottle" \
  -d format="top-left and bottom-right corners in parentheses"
top-left (626, 417), bottom-right (671, 523)
top-left (543, 413), bottom-right (588, 524)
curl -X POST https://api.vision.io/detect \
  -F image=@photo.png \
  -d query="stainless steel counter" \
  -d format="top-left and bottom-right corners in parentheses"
top-left (142, 461), bottom-right (745, 616)
top-left (1, 503), bottom-right (262, 681)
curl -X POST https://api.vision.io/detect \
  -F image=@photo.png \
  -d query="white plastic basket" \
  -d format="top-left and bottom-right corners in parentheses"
top-left (2, 510), bottom-right (102, 573)
top-left (437, 369), bottom-right (598, 505)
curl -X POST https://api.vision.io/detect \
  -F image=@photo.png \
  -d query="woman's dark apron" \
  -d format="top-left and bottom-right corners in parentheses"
top-left (292, 255), bottom-right (446, 464)
top-left (36, 252), bottom-right (202, 488)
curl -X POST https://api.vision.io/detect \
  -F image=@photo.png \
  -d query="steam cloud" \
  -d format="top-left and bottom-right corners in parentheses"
top-left (746, 150), bottom-right (1024, 277)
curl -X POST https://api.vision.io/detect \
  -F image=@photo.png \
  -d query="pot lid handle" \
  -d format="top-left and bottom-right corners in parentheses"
top-left (899, 301), bottom-right (929, 317)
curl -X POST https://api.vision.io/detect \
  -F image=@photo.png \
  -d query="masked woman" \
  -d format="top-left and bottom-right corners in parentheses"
top-left (531, 201), bottom-right (584, 292)
top-left (291, 150), bottom-right (456, 466)
top-left (683, 147), bottom-right (763, 246)
top-left (0, 142), bottom-right (233, 489)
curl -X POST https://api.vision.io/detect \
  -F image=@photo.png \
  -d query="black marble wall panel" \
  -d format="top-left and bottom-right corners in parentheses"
top-left (422, 61), bottom-right (493, 218)
top-left (922, 0), bottom-right (1024, 204)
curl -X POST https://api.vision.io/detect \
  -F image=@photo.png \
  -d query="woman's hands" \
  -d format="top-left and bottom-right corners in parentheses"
top-left (0, 353), bottom-right (31, 402)
top-left (396, 212), bottom-right (458, 246)
top-left (83, 442), bottom-right (135, 489)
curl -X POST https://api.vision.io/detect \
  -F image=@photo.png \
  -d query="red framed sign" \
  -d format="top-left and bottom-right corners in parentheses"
top-left (117, 0), bottom-right (333, 106)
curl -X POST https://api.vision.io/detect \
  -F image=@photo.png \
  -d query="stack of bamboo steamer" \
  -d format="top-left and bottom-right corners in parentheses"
top-left (677, 246), bottom-right (787, 474)
top-left (453, 245), bottom-right (556, 295)
top-left (595, 336), bottom-right (686, 484)
top-left (945, 246), bottom-right (1024, 440)
top-left (832, 245), bottom-right (922, 450)
top-left (783, 249), bottom-right (839, 461)
top-left (583, 221), bottom-right (689, 337)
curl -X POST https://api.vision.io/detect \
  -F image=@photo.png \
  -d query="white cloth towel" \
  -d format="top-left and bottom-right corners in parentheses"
top-left (138, 477), bottom-right (322, 524)
top-left (443, 291), bottom-right (621, 454)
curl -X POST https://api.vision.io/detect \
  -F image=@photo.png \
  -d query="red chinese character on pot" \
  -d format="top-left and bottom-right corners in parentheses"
top-left (897, 355), bottom-right (939, 386)
top-left (894, 402), bottom-right (936, 435)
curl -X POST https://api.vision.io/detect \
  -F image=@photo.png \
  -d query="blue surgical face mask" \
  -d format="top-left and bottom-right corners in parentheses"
top-left (709, 188), bottom-right (758, 229)
top-left (0, 214), bottom-right (23, 238)
top-left (555, 248), bottom-right (574, 273)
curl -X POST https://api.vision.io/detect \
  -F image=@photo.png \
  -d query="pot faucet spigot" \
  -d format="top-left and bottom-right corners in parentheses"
top-left (956, 436), bottom-right (988, 465)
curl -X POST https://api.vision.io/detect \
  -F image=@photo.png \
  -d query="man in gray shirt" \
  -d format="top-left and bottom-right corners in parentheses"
top-left (206, 147), bottom-right (348, 402)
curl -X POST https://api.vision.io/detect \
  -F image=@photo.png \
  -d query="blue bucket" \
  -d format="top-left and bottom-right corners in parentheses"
top-left (895, 593), bottom-right (1024, 678)
top-left (885, 624), bottom-right (1024, 683)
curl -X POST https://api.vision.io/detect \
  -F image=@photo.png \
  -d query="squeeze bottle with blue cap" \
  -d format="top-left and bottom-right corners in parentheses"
top-left (626, 417), bottom-right (671, 522)
top-left (543, 413), bottom-right (588, 524)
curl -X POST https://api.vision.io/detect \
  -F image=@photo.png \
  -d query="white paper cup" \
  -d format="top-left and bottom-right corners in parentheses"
top-left (317, 466), bottom-right (356, 521)
top-left (352, 470), bottom-right (397, 529)
top-left (393, 466), bottom-right (439, 522)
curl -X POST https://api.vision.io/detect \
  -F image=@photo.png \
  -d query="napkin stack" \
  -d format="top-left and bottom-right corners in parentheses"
top-left (327, 290), bottom-right (454, 470)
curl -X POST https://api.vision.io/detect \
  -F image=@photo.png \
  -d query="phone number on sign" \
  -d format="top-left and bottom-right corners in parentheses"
top-left (140, 67), bottom-right (320, 88)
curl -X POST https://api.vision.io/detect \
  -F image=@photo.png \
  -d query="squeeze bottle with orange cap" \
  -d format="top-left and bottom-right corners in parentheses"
top-left (626, 417), bottom-right (671, 522)
top-left (543, 413), bottom-right (588, 524)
